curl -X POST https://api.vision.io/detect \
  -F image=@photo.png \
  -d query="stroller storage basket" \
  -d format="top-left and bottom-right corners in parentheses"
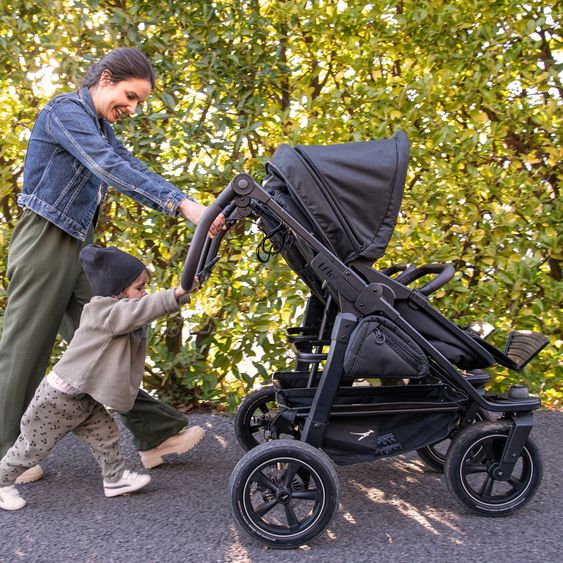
top-left (322, 410), bottom-right (457, 465)
top-left (272, 375), bottom-right (462, 466)
top-left (274, 376), bottom-right (465, 414)
top-left (344, 315), bottom-right (429, 379)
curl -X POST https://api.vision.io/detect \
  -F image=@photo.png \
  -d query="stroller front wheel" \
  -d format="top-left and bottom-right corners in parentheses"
top-left (228, 440), bottom-right (340, 548)
top-left (444, 420), bottom-right (542, 516)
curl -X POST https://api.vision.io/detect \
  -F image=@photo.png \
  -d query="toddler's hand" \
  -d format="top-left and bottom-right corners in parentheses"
top-left (175, 276), bottom-right (200, 301)
top-left (190, 275), bottom-right (201, 293)
top-left (175, 286), bottom-right (188, 300)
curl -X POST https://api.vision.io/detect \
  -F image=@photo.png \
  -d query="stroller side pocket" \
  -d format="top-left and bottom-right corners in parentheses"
top-left (344, 315), bottom-right (429, 379)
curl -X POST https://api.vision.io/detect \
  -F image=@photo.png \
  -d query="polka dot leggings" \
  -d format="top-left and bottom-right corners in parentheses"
top-left (0, 379), bottom-right (125, 486)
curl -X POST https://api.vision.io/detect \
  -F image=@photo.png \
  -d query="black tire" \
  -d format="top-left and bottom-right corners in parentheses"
top-left (417, 409), bottom-right (490, 473)
top-left (444, 420), bottom-right (542, 516)
top-left (234, 386), bottom-right (299, 451)
top-left (417, 439), bottom-right (452, 472)
top-left (228, 440), bottom-right (339, 549)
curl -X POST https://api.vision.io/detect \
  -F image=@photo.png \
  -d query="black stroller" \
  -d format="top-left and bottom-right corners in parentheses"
top-left (180, 131), bottom-right (548, 549)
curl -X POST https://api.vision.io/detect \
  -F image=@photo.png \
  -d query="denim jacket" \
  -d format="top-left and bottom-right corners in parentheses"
top-left (18, 87), bottom-right (188, 240)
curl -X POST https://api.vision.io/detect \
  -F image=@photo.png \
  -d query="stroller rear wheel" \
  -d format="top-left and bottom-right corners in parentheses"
top-left (417, 409), bottom-right (490, 472)
top-left (228, 440), bottom-right (339, 548)
top-left (417, 439), bottom-right (451, 472)
top-left (234, 386), bottom-right (300, 451)
top-left (445, 420), bottom-right (542, 516)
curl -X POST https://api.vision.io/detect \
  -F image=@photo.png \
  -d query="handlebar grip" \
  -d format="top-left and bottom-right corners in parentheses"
top-left (181, 184), bottom-right (235, 290)
top-left (396, 266), bottom-right (427, 286)
top-left (381, 263), bottom-right (414, 277)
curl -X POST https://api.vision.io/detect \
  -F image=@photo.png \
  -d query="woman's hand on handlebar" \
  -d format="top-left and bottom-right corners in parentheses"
top-left (178, 199), bottom-right (226, 238)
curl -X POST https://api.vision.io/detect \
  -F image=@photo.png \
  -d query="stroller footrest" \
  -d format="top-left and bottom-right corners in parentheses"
top-left (505, 331), bottom-right (549, 370)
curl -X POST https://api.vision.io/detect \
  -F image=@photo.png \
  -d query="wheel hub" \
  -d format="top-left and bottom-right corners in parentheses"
top-left (488, 462), bottom-right (510, 481)
top-left (276, 487), bottom-right (292, 505)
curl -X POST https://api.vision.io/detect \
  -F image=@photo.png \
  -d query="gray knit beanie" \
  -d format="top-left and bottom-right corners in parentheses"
top-left (80, 245), bottom-right (146, 297)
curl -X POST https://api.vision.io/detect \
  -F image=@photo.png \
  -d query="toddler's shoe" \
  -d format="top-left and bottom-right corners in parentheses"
top-left (0, 485), bottom-right (26, 511)
top-left (103, 469), bottom-right (151, 498)
top-left (139, 426), bottom-right (205, 469)
top-left (15, 464), bottom-right (44, 485)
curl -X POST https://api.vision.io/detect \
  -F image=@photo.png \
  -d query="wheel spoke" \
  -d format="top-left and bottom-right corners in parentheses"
top-left (254, 498), bottom-right (278, 517)
top-left (468, 447), bottom-right (488, 465)
top-left (508, 476), bottom-right (523, 490)
top-left (255, 472), bottom-right (278, 494)
top-left (482, 441), bottom-right (497, 462)
top-left (292, 489), bottom-right (319, 501)
top-left (463, 463), bottom-right (489, 475)
top-left (283, 462), bottom-right (299, 488)
top-left (284, 503), bottom-right (300, 530)
top-left (478, 475), bottom-right (495, 499)
top-left (258, 404), bottom-right (270, 414)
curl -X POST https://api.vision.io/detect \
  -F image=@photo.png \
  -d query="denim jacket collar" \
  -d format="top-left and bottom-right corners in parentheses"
top-left (78, 87), bottom-right (98, 121)
top-left (78, 87), bottom-right (110, 139)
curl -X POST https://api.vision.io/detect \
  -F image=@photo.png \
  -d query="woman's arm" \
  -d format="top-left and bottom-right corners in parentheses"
top-left (109, 129), bottom-right (225, 236)
top-left (108, 127), bottom-right (189, 200)
top-left (47, 98), bottom-right (186, 216)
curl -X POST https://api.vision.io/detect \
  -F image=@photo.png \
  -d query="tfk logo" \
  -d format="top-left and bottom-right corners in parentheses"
top-left (350, 430), bottom-right (375, 441)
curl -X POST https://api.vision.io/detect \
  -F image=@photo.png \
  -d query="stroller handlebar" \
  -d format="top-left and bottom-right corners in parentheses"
top-left (181, 183), bottom-right (236, 291)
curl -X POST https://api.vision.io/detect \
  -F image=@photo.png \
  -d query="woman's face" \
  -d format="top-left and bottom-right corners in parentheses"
top-left (91, 72), bottom-right (152, 124)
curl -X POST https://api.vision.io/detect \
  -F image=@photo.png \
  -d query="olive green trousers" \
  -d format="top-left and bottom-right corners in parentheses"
top-left (0, 210), bottom-right (186, 457)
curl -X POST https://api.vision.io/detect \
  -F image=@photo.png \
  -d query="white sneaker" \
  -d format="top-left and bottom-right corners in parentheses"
top-left (0, 485), bottom-right (27, 511)
top-left (103, 469), bottom-right (151, 498)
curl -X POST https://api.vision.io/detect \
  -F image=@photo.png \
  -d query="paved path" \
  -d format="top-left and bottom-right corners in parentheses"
top-left (1, 410), bottom-right (561, 563)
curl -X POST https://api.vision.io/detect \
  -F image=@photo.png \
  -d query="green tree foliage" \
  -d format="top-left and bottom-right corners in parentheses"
top-left (0, 0), bottom-right (560, 407)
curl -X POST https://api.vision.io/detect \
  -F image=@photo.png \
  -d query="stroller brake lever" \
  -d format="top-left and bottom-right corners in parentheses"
top-left (197, 255), bottom-right (221, 283)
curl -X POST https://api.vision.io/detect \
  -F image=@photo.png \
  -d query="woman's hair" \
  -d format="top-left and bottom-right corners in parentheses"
top-left (82, 48), bottom-right (156, 89)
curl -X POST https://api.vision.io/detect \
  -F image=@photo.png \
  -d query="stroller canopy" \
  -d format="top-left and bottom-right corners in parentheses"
top-left (266, 131), bottom-right (410, 264)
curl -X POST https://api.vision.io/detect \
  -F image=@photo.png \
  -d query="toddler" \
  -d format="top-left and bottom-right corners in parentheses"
top-left (0, 245), bottom-right (202, 510)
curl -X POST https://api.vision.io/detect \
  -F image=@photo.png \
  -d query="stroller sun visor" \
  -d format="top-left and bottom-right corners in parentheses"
top-left (265, 131), bottom-right (410, 264)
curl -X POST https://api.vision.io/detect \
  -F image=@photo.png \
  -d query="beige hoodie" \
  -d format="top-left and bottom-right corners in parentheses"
top-left (54, 288), bottom-right (183, 411)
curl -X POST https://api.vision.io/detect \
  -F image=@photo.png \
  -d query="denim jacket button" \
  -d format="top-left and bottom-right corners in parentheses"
top-left (166, 201), bottom-right (173, 210)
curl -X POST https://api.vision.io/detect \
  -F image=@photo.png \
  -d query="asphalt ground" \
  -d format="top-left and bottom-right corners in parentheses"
top-left (1, 409), bottom-right (561, 563)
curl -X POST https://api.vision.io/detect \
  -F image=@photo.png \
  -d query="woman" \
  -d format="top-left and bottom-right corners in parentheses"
top-left (0, 48), bottom-right (225, 481)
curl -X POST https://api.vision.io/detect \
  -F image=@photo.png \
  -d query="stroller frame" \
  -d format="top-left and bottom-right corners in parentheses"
top-left (182, 164), bottom-right (546, 548)
top-left (227, 174), bottom-right (537, 451)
